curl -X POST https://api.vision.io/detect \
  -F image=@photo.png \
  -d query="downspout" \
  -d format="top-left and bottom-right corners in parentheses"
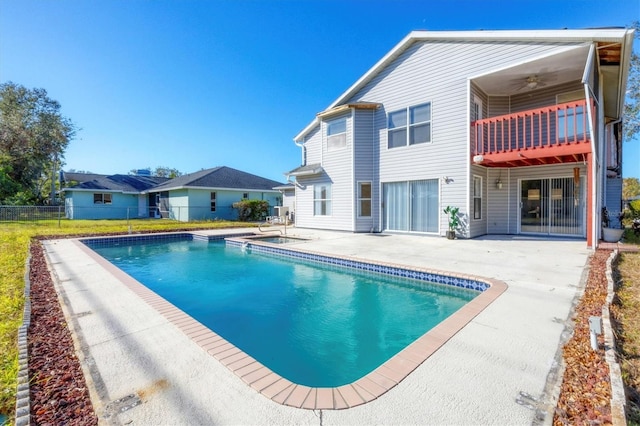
top-left (373, 107), bottom-right (377, 233)
top-left (583, 43), bottom-right (597, 247)
top-left (351, 108), bottom-right (356, 232)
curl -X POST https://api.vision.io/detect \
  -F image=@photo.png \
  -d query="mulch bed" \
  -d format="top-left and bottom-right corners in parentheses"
top-left (553, 249), bottom-right (613, 425)
top-left (28, 241), bottom-right (98, 425)
top-left (23, 239), bottom-right (617, 424)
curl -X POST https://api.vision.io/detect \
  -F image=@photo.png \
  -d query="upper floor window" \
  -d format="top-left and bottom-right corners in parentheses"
top-left (327, 118), bottom-right (347, 151)
top-left (388, 103), bottom-right (431, 149)
top-left (93, 193), bottom-right (112, 204)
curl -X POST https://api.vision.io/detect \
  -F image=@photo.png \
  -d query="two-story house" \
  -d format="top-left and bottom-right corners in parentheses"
top-left (286, 28), bottom-right (635, 247)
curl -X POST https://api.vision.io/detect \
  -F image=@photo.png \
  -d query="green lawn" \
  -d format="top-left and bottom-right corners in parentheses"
top-left (0, 218), bottom-right (252, 417)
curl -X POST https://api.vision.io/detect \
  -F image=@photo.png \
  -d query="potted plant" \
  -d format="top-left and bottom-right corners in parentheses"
top-left (443, 206), bottom-right (460, 240)
top-left (601, 207), bottom-right (624, 243)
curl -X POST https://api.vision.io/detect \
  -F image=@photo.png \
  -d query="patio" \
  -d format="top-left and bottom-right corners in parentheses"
top-left (41, 229), bottom-right (591, 424)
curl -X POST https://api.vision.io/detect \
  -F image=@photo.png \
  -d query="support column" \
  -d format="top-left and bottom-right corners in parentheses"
top-left (586, 152), bottom-right (594, 248)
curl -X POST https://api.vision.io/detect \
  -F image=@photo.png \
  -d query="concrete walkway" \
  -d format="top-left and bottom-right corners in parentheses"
top-left (42, 229), bottom-right (591, 425)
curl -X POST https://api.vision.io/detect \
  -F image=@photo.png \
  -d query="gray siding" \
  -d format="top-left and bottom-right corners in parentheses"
top-left (605, 177), bottom-right (623, 227)
top-left (487, 96), bottom-right (510, 117)
top-left (511, 81), bottom-right (584, 111)
top-left (344, 41), bottom-right (583, 235)
top-left (296, 112), bottom-right (354, 231)
top-left (469, 165), bottom-right (488, 237)
top-left (293, 38), bottom-right (595, 236)
top-left (353, 109), bottom-right (377, 232)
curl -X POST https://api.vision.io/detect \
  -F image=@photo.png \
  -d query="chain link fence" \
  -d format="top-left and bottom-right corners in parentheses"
top-left (0, 205), bottom-right (256, 223)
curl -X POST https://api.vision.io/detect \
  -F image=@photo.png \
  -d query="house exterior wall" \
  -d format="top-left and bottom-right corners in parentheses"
top-left (292, 34), bottom-right (626, 242)
top-left (64, 191), bottom-right (140, 220)
top-left (163, 188), bottom-right (282, 222)
top-left (353, 109), bottom-right (377, 232)
top-left (605, 177), bottom-right (623, 227)
top-left (348, 41), bottom-right (581, 235)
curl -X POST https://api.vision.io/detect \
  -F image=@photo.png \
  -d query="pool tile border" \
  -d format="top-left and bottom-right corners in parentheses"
top-left (75, 232), bottom-right (507, 410)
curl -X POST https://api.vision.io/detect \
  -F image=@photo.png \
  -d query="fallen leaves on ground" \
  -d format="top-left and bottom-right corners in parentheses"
top-left (554, 249), bottom-right (613, 425)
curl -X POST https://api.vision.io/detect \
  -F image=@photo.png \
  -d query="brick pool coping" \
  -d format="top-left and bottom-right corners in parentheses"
top-left (74, 232), bottom-right (508, 410)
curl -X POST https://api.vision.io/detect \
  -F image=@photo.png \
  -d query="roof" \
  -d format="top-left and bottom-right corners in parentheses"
top-left (149, 166), bottom-right (285, 192)
top-left (63, 174), bottom-right (170, 193)
top-left (285, 164), bottom-right (324, 177)
top-left (62, 172), bottom-right (108, 184)
top-left (294, 28), bottom-right (635, 141)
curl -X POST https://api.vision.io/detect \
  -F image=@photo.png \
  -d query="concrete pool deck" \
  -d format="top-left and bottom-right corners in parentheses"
top-left (42, 229), bottom-right (591, 425)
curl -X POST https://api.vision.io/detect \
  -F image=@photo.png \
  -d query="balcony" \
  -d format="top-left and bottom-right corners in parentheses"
top-left (472, 100), bottom-right (593, 167)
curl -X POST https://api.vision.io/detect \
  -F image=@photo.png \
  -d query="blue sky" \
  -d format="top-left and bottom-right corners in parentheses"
top-left (1, 0), bottom-right (639, 182)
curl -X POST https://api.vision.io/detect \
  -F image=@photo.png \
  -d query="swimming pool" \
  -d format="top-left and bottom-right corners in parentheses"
top-left (85, 233), bottom-right (479, 385)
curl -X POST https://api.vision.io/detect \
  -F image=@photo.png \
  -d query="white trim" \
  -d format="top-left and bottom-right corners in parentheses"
top-left (466, 44), bottom-right (591, 81)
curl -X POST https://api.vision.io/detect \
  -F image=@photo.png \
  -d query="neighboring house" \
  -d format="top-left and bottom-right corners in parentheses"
top-left (148, 166), bottom-right (285, 222)
top-left (287, 28), bottom-right (635, 248)
top-left (63, 173), bottom-right (170, 219)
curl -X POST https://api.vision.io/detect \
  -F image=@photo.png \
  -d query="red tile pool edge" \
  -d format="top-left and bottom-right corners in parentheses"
top-left (73, 237), bottom-right (508, 410)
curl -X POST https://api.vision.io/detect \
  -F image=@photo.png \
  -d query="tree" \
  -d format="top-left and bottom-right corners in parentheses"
top-left (623, 177), bottom-right (640, 200)
top-left (153, 166), bottom-right (182, 178)
top-left (129, 166), bottom-right (182, 178)
top-left (0, 82), bottom-right (76, 204)
top-left (623, 21), bottom-right (639, 142)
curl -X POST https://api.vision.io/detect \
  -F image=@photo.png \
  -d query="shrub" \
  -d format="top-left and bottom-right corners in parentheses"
top-left (232, 200), bottom-right (269, 222)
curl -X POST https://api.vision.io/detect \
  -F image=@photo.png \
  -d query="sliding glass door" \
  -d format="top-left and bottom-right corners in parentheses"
top-left (520, 178), bottom-right (584, 236)
top-left (383, 179), bottom-right (439, 233)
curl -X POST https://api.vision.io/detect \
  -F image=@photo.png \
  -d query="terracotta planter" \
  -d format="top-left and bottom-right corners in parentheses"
top-left (602, 227), bottom-right (624, 243)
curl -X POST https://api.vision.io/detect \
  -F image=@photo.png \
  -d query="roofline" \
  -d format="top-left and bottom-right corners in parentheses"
top-left (293, 28), bottom-right (635, 142)
top-left (147, 185), bottom-right (282, 193)
top-left (62, 188), bottom-right (135, 194)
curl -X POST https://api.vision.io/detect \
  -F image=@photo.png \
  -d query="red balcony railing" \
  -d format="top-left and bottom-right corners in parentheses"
top-left (473, 100), bottom-right (593, 158)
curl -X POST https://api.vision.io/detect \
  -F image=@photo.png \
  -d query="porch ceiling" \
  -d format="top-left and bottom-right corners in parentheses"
top-left (472, 45), bottom-right (590, 96)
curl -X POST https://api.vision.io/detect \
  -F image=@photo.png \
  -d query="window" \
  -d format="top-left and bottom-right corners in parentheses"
top-left (358, 182), bottom-right (372, 217)
top-left (558, 105), bottom-right (586, 141)
top-left (93, 193), bottom-right (112, 204)
top-left (473, 176), bottom-right (482, 220)
top-left (210, 192), bottom-right (216, 212)
top-left (314, 184), bottom-right (332, 216)
top-left (472, 96), bottom-right (483, 122)
top-left (327, 118), bottom-right (347, 151)
top-left (243, 193), bottom-right (249, 199)
top-left (388, 103), bottom-right (431, 149)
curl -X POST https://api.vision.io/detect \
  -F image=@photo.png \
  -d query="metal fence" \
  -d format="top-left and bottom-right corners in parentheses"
top-left (0, 205), bottom-right (268, 223)
top-left (0, 205), bottom-right (64, 222)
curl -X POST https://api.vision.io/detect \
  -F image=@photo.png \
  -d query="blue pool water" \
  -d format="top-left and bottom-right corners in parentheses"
top-left (90, 238), bottom-right (478, 387)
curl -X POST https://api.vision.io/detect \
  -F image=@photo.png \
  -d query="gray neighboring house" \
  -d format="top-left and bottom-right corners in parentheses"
top-left (148, 166), bottom-right (285, 222)
top-left (287, 28), bottom-right (635, 248)
top-left (63, 173), bottom-right (170, 219)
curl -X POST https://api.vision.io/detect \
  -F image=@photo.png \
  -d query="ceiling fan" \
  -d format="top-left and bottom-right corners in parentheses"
top-left (518, 75), bottom-right (546, 91)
